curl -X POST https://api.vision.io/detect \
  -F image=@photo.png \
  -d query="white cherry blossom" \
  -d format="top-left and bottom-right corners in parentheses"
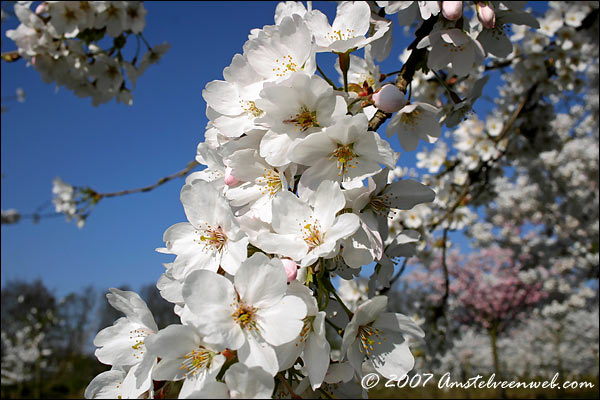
top-left (386, 102), bottom-right (441, 152)
top-left (182, 253), bottom-right (307, 376)
top-left (159, 179), bottom-right (248, 277)
top-left (341, 296), bottom-right (424, 379)
top-left (292, 113), bottom-right (397, 190)
top-left (253, 180), bottom-right (360, 266)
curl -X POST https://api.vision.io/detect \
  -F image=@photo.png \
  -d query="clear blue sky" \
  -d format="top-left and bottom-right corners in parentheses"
top-left (1, 1), bottom-right (534, 299)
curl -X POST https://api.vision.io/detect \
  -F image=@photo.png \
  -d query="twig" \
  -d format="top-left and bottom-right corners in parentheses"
top-left (97, 160), bottom-right (198, 199)
top-left (368, 16), bottom-right (438, 132)
top-left (325, 318), bottom-right (343, 335)
top-left (316, 64), bottom-right (340, 90)
top-left (277, 372), bottom-right (302, 399)
top-left (440, 228), bottom-right (450, 310)
top-left (380, 258), bottom-right (409, 295)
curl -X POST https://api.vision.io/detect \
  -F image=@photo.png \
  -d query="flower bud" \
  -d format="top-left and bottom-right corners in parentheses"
top-left (372, 84), bottom-right (406, 113)
top-left (281, 259), bottom-right (298, 282)
top-left (442, 1), bottom-right (462, 21)
top-left (477, 2), bottom-right (496, 29)
top-left (35, 2), bottom-right (48, 15)
top-left (224, 168), bottom-right (239, 186)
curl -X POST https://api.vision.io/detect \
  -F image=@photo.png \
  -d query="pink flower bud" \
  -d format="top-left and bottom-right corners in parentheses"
top-left (281, 259), bottom-right (298, 282)
top-left (442, 1), bottom-right (463, 21)
top-left (224, 168), bottom-right (239, 186)
top-left (477, 2), bottom-right (496, 29)
top-left (35, 2), bottom-right (48, 15)
top-left (372, 84), bottom-right (406, 113)
top-left (31, 56), bottom-right (37, 66)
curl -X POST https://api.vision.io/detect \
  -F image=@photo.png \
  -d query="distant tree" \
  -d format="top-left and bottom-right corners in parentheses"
top-left (139, 283), bottom-right (179, 330)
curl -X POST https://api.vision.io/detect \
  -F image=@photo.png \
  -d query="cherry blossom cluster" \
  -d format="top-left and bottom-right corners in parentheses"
top-left (407, 246), bottom-right (546, 331)
top-left (51, 177), bottom-right (102, 228)
top-left (80, 1), bottom-right (597, 398)
top-left (5, 1), bottom-right (169, 106)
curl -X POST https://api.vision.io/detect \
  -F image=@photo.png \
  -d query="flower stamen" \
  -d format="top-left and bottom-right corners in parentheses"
top-left (195, 225), bottom-right (228, 253)
top-left (179, 347), bottom-right (215, 377)
top-left (358, 325), bottom-right (385, 356)
top-left (284, 105), bottom-right (320, 132)
top-left (329, 143), bottom-right (358, 177)
top-left (232, 302), bottom-right (258, 331)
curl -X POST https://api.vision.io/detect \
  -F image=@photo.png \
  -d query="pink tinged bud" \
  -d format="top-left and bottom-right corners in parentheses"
top-left (477, 2), bottom-right (496, 29)
top-left (224, 168), bottom-right (239, 186)
top-left (281, 259), bottom-right (298, 282)
top-left (442, 1), bottom-right (463, 21)
top-left (31, 56), bottom-right (37, 66)
top-left (35, 3), bottom-right (48, 15)
top-left (224, 174), bottom-right (238, 186)
top-left (372, 84), bottom-right (406, 113)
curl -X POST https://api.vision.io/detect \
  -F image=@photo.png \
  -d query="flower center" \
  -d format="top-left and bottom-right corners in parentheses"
top-left (63, 7), bottom-right (77, 21)
top-left (272, 54), bottom-right (298, 78)
top-left (442, 42), bottom-right (466, 52)
top-left (369, 193), bottom-right (398, 217)
top-left (129, 327), bottom-right (154, 362)
top-left (79, 2), bottom-right (91, 13)
top-left (284, 106), bottom-right (320, 132)
top-left (258, 169), bottom-right (283, 197)
top-left (179, 347), bottom-right (215, 377)
top-left (329, 143), bottom-right (358, 177)
top-left (301, 220), bottom-right (324, 251)
top-left (127, 6), bottom-right (139, 19)
top-left (399, 108), bottom-right (422, 130)
top-left (295, 316), bottom-right (315, 346)
top-left (232, 302), bottom-right (258, 331)
top-left (240, 100), bottom-right (264, 117)
top-left (105, 64), bottom-right (120, 80)
top-left (327, 28), bottom-right (356, 41)
top-left (195, 225), bottom-right (228, 253)
top-left (106, 3), bottom-right (120, 18)
top-left (358, 325), bottom-right (385, 356)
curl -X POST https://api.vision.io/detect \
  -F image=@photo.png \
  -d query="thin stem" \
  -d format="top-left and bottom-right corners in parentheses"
top-left (346, 97), bottom-right (363, 113)
top-left (431, 69), bottom-right (462, 103)
top-left (316, 64), bottom-right (339, 90)
top-left (325, 317), bottom-right (343, 335)
top-left (382, 69), bottom-right (403, 78)
top-left (440, 228), bottom-right (450, 310)
top-left (329, 285), bottom-right (354, 319)
top-left (139, 33), bottom-right (152, 50)
top-left (277, 372), bottom-right (301, 399)
top-left (97, 160), bottom-right (198, 199)
top-left (337, 53), bottom-right (350, 93)
top-left (379, 258), bottom-right (409, 295)
top-left (133, 34), bottom-right (142, 64)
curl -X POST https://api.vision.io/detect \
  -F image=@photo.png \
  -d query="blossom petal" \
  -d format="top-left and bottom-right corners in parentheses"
top-left (257, 295), bottom-right (307, 345)
top-left (235, 253), bottom-right (287, 309)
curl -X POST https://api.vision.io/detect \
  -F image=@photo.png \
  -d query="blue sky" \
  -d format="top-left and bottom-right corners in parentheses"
top-left (0, 1), bottom-right (522, 299)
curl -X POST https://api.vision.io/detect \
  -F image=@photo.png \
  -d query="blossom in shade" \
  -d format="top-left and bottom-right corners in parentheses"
top-left (144, 324), bottom-right (226, 398)
top-left (341, 296), bottom-right (425, 379)
top-left (386, 102), bottom-right (441, 152)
